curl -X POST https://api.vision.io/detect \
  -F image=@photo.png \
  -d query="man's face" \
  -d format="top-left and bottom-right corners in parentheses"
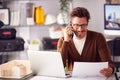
top-left (71, 17), bottom-right (88, 39)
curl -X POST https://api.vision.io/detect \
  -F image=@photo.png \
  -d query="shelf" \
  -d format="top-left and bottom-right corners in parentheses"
top-left (3, 23), bottom-right (62, 28)
top-left (0, 0), bottom-right (61, 28)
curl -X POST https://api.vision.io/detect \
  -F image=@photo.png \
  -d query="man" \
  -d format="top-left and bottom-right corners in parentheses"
top-left (57, 7), bottom-right (114, 77)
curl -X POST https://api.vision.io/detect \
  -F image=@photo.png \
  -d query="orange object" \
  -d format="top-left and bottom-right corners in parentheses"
top-left (34, 6), bottom-right (45, 25)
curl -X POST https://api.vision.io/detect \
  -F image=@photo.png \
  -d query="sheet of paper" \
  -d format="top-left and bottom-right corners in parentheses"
top-left (72, 62), bottom-right (108, 78)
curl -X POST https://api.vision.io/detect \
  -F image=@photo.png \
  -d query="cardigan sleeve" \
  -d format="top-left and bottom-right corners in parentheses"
top-left (57, 37), bottom-right (81, 66)
top-left (57, 37), bottom-right (69, 66)
top-left (96, 33), bottom-right (115, 72)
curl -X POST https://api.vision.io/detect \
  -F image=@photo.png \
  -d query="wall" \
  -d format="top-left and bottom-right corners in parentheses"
top-left (12, 0), bottom-right (106, 45)
top-left (7, 0), bottom-right (106, 60)
top-left (6, 0), bottom-right (60, 48)
top-left (28, 0), bottom-right (106, 46)
top-left (6, 0), bottom-right (60, 60)
top-left (5, 0), bottom-right (120, 70)
top-left (73, 0), bottom-right (106, 33)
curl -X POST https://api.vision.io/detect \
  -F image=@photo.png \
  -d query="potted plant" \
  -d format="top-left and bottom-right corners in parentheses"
top-left (57, 0), bottom-right (73, 26)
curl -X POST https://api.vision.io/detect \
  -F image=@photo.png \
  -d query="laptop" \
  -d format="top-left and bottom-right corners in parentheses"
top-left (27, 50), bottom-right (71, 78)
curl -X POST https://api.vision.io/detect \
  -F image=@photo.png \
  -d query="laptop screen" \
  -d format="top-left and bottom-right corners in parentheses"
top-left (27, 50), bottom-right (67, 78)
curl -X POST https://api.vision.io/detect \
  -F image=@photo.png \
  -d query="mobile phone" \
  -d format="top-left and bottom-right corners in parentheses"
top-left (69, 21), bottom-right (74, 38)
top-left (70, 30), bottom-right (74, 38)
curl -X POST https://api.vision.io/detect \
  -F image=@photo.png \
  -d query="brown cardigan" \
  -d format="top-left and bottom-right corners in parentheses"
top-left (57, 30), bottom-right (114, 71)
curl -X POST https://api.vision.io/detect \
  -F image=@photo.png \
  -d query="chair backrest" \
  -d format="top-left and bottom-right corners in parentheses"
top-left (107, 37), bottom-right (120, 72)
top-left (107, 40), bottom-right (114, 55)
top-left (107, 37), bottom-right (120, 56)
top-left (113, 37), bottom-right (120, 56)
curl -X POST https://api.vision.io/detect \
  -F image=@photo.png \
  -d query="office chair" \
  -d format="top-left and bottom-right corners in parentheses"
top-left (113, 37), bottom-right (120, 72)
top-left (107, 37), bottom-right (120, 72)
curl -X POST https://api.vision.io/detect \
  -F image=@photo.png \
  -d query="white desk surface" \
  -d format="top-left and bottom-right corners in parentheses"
top-left (29, 75), bottom-right (116, 80)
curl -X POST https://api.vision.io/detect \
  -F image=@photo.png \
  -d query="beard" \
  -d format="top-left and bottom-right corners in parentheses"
top-left (74, 30), bottom-right (86, 36)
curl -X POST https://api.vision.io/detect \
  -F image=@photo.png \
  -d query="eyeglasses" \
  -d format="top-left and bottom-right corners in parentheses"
top-left (71, 23), bottom-right (88, 28)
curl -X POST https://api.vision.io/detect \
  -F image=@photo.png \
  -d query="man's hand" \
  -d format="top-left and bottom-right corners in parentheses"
top-left (64, 25), bottom-right (73, 41)
top-left (100, 66), bottom-right (113, 77)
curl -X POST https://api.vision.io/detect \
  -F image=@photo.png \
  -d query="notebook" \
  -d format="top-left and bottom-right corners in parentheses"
top-left (27, 50), bottom-right (71, 78)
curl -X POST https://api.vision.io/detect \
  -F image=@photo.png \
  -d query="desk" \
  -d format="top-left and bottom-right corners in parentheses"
top-left (29, 75), bottom-right (116, 80)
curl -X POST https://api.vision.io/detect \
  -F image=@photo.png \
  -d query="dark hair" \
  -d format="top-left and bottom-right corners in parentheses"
top-left (70, 7), bottom-right (90, 22)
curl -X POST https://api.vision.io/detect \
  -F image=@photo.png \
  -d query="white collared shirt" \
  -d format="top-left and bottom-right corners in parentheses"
top-left (73, 35), bottom-right (86, 55)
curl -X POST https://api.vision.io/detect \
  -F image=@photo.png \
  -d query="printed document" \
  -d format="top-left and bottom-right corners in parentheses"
top-left (72, 62), bottom-right (108, 78)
